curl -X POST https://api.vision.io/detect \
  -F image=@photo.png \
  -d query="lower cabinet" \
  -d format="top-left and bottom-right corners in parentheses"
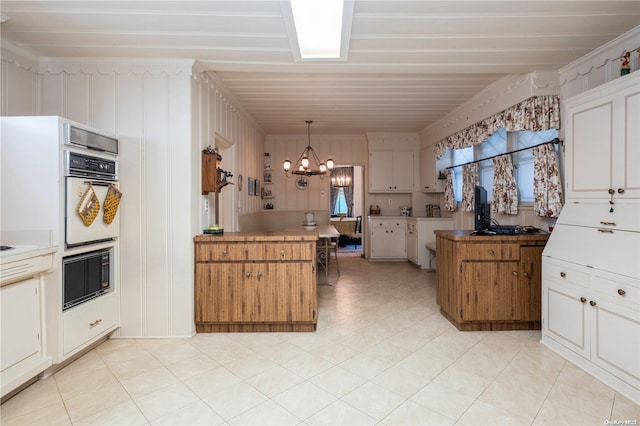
top-left (194, 236), bottom-right (317, 332)
top-left (369, 218), bottom-right (406, 260)
top-left (542, 257), bottom-right (640, 403)
top-left (436, 230), bottom-right (548, 331)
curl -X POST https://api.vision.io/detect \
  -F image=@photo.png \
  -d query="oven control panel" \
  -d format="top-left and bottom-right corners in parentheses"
top-left (65, 151), bottom-right (118, 180)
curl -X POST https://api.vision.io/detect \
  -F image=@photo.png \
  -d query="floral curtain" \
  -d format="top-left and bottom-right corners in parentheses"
top-left (435, 95), bottom-right (560, 159)
top-left (492, 155), bottom-right (519, 215)
top-left (444, 169), bottom-right (457, 212)
top-left (461, 163), bottom-right (479, 212)
top-left (532, 143), bottom-right (564, 217)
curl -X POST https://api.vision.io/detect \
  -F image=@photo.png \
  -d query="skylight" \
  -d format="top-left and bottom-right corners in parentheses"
top-left (290, 0), bottom-right (344, 59)
top-left (282, 0), bottom-right (353, 62)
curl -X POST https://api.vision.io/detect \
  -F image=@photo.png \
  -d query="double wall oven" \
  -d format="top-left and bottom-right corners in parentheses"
top-left (62, 124), bottom-right (119, 311)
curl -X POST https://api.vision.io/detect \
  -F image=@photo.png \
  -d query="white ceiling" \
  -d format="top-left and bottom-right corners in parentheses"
top-left (1, 1), bottom-right (639, 134)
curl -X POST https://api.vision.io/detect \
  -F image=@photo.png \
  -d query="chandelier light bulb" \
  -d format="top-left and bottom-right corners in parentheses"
top-left (283, 159), bottom-right (291, 171)
top-left (319, 162), bottom-right (327, 173)
top-left (326, 158), bottom-right (334, 170)
top-left (301, 156), bottom-right (309, 168)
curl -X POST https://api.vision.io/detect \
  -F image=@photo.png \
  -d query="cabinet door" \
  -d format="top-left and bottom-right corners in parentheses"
top-left (1, 278), bottom-right (40, 371)
top-left (517, 246), bottom-right (544, 322)
top-left (388, 225), bottom-right (407, 258)
top-left (543, 280), bottom-right (589, 359)
top-left (259, 263), bottom-right (315, 322)
top-left (370, 228), bottom-right (390, 258)
top-left (369, 152), bottom-right (394, 192)
top-left (461, 262), bottom-right (518, 321)
top-left (589, 297), bottom-right (640, 390)
top-left (392, 151), bottom-right (414, 192)
top-left (617, 84), bottom-right (640, 198)
top-left (420, 147), bottom-right (437, 192)
top-left (195, 263), bottom-right (243, 322)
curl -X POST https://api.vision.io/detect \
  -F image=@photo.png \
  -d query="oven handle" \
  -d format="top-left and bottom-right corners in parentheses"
top-left (83, 180), bottom-right (117, 187)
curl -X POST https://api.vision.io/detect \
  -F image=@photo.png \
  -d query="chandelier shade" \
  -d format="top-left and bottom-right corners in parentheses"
top-left (283, 120), bottom-right (333, 177)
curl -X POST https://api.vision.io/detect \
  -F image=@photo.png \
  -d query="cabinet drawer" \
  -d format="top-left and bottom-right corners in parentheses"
top-left (460, 243), bottom-right (520, 260)
top-left (370, 219), bottom-right (405, 229)
top-left (196, 242), bottom-right (314, 262)
top-left (195, 243), bottom-right (248, 261)
top-left (543, 258), bottom-right (589, 288)
top-left (63, 293), bottom-right (118, 355)
top-left (592, 270), bottom-right (640, 308)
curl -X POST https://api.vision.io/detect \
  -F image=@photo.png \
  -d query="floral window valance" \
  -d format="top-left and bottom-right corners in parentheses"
top-left (435, 95), bottom-right (560, 159)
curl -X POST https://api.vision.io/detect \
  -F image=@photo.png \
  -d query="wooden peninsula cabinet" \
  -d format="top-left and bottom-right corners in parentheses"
top-left (435, 230), bottom-right (549, 331)
top-left (194, 232), bottom-right (318, 332)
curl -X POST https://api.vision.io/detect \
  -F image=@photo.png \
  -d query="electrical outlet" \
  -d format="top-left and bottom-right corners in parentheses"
top-left (204, 199), bottom-right (209, 212)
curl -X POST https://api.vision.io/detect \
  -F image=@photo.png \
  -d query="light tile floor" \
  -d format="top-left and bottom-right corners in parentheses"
top-left (2, 256), bottom-right (639, 425)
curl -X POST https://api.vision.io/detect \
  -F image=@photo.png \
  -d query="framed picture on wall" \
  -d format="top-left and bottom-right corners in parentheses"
top-left (248, 177), bottom-right (254, 195)
top-left (254, 179), bottom-right (260, 196)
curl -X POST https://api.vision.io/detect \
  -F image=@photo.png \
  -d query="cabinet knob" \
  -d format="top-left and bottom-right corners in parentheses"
top-left (617, 188), bottom-right (625, 194)
top-left (222, 249), bottom-right (228, 256)
top-left (618, 289), bottom-right (626, 296)
top-left (246, 272), bottom-right (251, 278)
top-left (523, 272), bottom-right (530, 278)
top-left (580, 297), bottom-right (586, 303)
top-left (589, 300), bottom-right (597, 307)
top-left (280, 249), bottom-right (286, 261)
top-left (489, 249), bottom-right (495, 255)
top-left (512, 271), bottom-right (518, 276)
top-left (560, 272), bottom-right (566, 278)
top-left (608, 189), bottom-right (615, 195)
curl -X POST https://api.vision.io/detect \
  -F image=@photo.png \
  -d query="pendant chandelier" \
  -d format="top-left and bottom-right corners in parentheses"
top-left (283, 120), bottom-right (334, 177)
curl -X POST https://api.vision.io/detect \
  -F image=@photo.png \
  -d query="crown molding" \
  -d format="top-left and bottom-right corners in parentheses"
top-left (38, 58), bottom-right (195, 76)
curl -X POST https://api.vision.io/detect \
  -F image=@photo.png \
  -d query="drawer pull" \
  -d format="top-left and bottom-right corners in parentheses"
top-left (599, 221), bottom-right (616, 226)
top-left (597, 229), bottom-right (614, 234)
top-left (222, 249), bottom-right (228, 256)
top-left (89, 319), bottom-right (102, 328)
top-left (246, 272), bottom-right (263, 278)
top-left (589, 300), bottom-right (597, 307)
top-left (580, 297), bottom-right (586, 303)
top-left (280, 250), bottom-right (286, 261)
top-left (560, 272), bottom-right (566, 278)
top-left (618, 289), bottom-right (626, 296)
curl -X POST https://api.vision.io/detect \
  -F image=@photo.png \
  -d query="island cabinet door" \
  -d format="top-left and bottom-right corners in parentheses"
top-left (461, 262), bottom-right (519, 322)
top-left (195, 263), bottom-right (244, 322)
top-left (516, 246), bottom-right (544, 322)
top-left (249, 262), bottom-right (316, 323)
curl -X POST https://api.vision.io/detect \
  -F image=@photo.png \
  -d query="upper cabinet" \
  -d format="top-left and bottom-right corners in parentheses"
top-left (420, 147), bottom-right (444, 193)
top-left (369, 151), bottom-right (414, 193)
top-left (564, 72), bottom-right (640, 200)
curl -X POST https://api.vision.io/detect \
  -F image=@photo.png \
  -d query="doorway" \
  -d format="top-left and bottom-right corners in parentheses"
top-left (216, 136), bottom-right (237, 232)
top-left (329, 165), bottom-right (364, 256)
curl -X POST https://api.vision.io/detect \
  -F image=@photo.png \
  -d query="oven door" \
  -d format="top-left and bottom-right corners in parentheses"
top-left (66, 177), bottom-right (120, 247)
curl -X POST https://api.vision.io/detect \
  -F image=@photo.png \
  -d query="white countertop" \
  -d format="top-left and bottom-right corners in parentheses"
top-left (368, 215), bottom-right (452, 220)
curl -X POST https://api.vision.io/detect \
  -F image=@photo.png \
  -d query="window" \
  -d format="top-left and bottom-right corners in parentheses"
top-left (333, 188), bottom-right (348, 215)
top-left (450, 127), bottom-right (559, 203)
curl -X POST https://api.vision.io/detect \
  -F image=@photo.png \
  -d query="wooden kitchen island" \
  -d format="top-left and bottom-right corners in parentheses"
top-left (194, 231), bottom-right (318, 332)
top-left (435, 230), bottom-right (549, 331)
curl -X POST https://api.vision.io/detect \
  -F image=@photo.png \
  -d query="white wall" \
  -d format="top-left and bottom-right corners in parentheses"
top-left (1, 47), bottom-right (265, 338)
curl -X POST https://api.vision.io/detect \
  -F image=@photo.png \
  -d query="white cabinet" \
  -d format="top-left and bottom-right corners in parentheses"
top-left (542, 257), bottom-right (640, 402)
top-left (420, 147), bottom-right (444, 193)
top-left (369, 151), bottom-right (414, 192)
top-left (564, 72), bottom-right (640, 199)
top-left (0, 248), bottom-right (55, 398)
top-left (407, 218), bottom-right (453, 269)
top-left (369, 218), bottom-right (406, 259)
